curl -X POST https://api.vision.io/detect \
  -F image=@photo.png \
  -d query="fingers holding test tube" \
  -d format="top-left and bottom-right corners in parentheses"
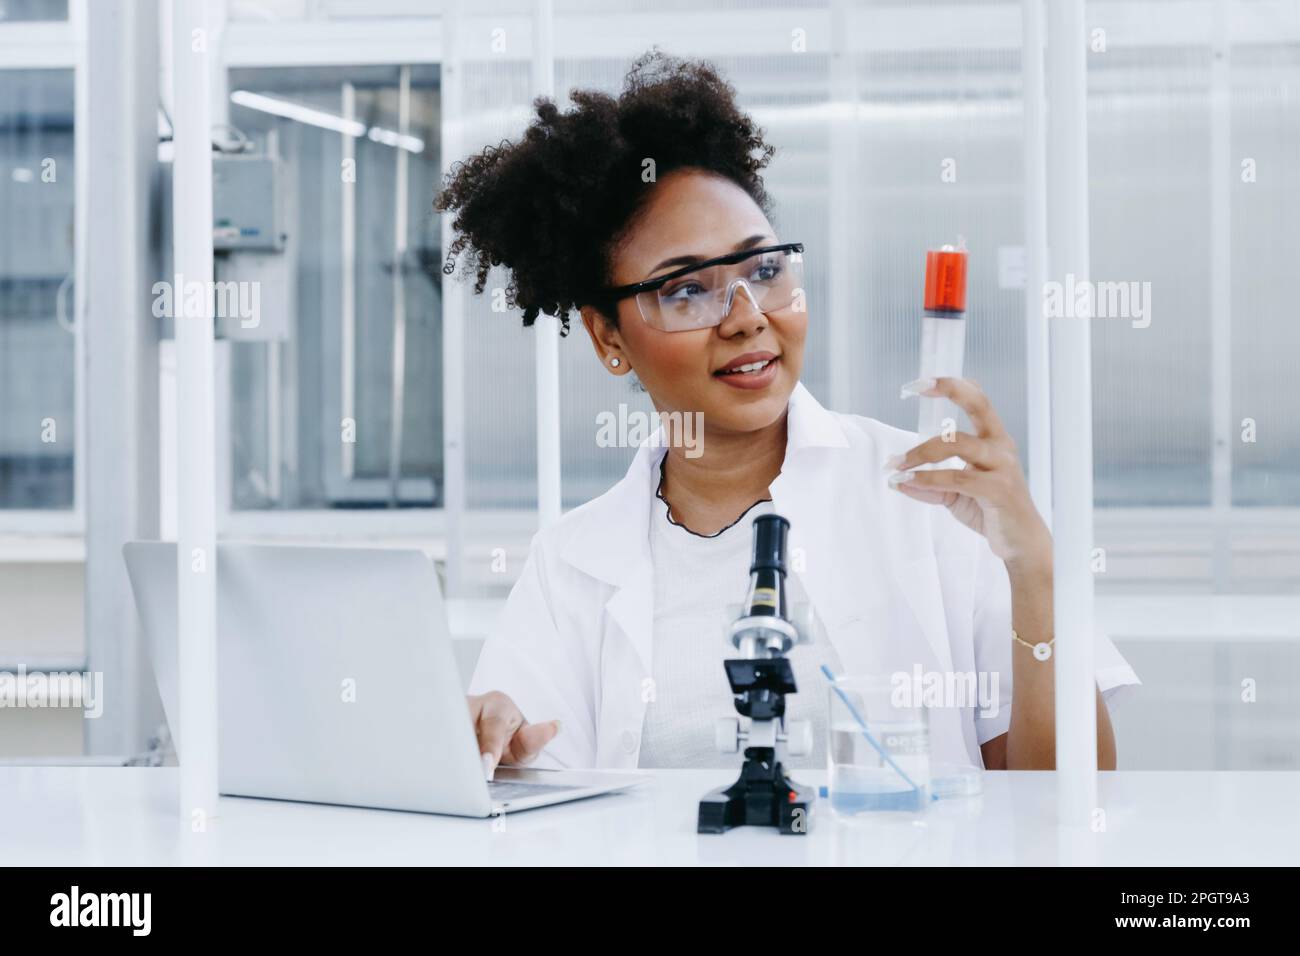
top-left (911, 376), bottom-right (1011, 441)
top-left (889, 377), bottom-right (1049, 566)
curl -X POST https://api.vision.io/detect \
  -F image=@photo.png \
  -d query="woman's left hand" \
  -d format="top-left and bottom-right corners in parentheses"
top-left (887, 377), bottom-right (1052, 570)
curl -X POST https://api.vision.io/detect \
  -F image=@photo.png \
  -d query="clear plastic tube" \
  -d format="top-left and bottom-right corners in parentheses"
top-left (916, 315), bottom-right (967, 458)
top-left (915, 243), bottom-right (968, 470)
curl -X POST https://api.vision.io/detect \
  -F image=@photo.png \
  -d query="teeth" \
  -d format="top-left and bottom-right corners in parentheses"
top-left (725, 359), bottom-right (773, 374)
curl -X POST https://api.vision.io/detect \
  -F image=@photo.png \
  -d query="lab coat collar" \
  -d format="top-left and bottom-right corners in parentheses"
top-left (556, 380), bottom-right (844, 589)
top-left (554, 380), bottom-right (952, 678)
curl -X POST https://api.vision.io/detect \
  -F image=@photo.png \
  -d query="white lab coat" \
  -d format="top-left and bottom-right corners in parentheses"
top-left (468, 380), bottom-right (1140, 770)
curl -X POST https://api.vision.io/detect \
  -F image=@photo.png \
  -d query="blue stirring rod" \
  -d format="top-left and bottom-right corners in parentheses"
top-left (820, 664), bottom-right (937, 802)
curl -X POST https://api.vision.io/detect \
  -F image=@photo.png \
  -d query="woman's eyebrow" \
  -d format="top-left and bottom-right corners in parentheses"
top-left (647, 233), bottom-right (772, 274)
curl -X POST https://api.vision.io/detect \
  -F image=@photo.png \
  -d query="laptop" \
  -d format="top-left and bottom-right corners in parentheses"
top-left (123, 541), bottom-right (641, 817)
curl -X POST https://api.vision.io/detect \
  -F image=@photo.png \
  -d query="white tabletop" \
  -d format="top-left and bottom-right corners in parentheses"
top-left (4, 767), bottom-right (1299, 866)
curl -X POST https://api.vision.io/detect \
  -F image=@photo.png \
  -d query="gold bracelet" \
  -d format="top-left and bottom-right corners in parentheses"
top-left (1012, 628), bottom-right (1055, 661)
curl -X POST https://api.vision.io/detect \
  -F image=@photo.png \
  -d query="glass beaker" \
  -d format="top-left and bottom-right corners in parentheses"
top-left (825, 674), bottom-right (930, 814)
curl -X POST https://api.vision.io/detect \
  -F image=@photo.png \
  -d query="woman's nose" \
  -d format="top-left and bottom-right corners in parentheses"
top-left (716, 280), bottom-right (766, 335)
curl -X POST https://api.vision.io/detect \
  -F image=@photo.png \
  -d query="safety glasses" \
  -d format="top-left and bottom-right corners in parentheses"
top-left (603, 242), bottom-right (805, 332)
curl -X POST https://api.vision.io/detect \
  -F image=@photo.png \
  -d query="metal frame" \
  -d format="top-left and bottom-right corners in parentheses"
top-left (827, 0), bottom-right (860, 415)
top-left (1209, 0), bottom-right (1234, 590)
top-left (532, 0), bottom-right (562, 532)
top-left (221, 16), bottom-right (441, 67)
top-left (0, 18), bottom-right (77, 68)
top-left (80, 0), bottom-right (162, 760)
top-left (340, 80), bottom-right (357, 482)
top-left (440, 0), bottom-right (467, 595)
top-left (209, 1), bottom-right (1300, 63)
top-left (1044, 0), bottom-right (1098, 826)
top-left (386, 64), bottom-right (413, 508)
top-left (170, 0), bottom-right (220, 823)
top-left (1021, 0), bottom-right (1053, 526)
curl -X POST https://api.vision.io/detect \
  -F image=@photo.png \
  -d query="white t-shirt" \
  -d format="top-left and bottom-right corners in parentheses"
top-left (637, 461), bottom-right (845, 770)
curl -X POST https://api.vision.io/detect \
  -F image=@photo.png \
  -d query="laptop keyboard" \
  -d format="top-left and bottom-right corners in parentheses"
top-left (487, 780), bottom-right (582, 803)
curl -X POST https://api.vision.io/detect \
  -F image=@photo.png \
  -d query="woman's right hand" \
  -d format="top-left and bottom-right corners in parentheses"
top-left (467, 691), bottom-right (560, 778)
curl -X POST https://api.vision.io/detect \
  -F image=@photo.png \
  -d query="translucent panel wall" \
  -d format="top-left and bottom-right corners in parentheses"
top-left (446, 0), bottom-right (1037, 508)
top-left (0, 68), bottom-right (75, 509)
top-left (1230, 39), bottom-right (1300, 505)
top-left (438, 0), bottom-right (1300, 524)
top-left (1088, 0), bottom-right (1300, 509)
top-left (452, 3), bottom-right (541, 509)
top-left (845, 22), bottom-right (1028, 462)
top-left (226, 64), bottom-right (442, 510)
top-left (1088, 36), bottom-right (1215, 506)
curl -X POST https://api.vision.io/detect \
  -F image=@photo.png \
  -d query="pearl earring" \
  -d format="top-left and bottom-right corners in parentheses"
top-left (610, 357), bottom-right (621, 368)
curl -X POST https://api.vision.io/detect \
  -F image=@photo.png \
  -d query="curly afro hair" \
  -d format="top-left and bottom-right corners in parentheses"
top-left (434, 48), bottom-right (776, 335)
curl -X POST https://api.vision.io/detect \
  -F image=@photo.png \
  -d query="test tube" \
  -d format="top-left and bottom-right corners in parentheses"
top-left (913, 241), bottom-right (968, 469)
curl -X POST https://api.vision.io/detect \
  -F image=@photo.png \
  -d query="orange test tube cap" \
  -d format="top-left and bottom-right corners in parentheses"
top-left (923, 245), bottom-right (968, 314)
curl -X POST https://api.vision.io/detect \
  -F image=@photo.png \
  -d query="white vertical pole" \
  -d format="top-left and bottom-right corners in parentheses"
top-left (341, 81), bottom-right (357, 481)
top-left (533, 0), bottom-right (562, 528)
top-left (1021, 0), bottom-right (1053, 528)
top-left (827, 0), bottom-right (858, 414)
top-left (388, 65), bottom-right (412, 506)
top-left (171, 0), bottom-right (220, 831)
top-left (831, 0), bottom-right (863, 414)
top-left (442, 0), bottom-right (467, 596)
top-left (1209, 0), bottom-right (1233, 590)
top-left (207, 0), bottom-right (229, 139)
top-left (1045, 0), bottom-right (1097, 826)
top-left (82, 0), bottom-right (161, 756)
top-left (71, 0), bottom-right (88, 536)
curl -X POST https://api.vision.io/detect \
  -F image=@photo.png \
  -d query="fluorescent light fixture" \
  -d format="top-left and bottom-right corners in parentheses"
top-left (230, 89), bottom-right (424, 153)
top-left (366, 126), bottom-right (424, 154)
top-left (230, 90), bottom-right (366, 137)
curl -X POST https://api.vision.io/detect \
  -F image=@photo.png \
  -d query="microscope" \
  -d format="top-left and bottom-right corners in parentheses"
top-left (698, 513), bottom-right (815, 834)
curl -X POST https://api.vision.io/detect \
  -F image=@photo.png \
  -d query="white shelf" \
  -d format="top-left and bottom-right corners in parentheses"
top-left (0, 536), bottom-right (85, 564)
top-left (1098, 595), bottom-right (1300, 643)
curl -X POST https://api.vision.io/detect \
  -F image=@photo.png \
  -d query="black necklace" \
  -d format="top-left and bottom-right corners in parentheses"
top-left (655, 453), bottom-right (772, 539)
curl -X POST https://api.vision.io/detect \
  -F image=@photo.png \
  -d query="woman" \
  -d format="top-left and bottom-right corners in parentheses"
top-left (436, 50), bottom-right (1138, 776)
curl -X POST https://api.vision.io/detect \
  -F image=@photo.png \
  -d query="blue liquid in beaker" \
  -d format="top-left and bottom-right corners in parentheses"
top-left (828, 720), bottom-right (930, 815)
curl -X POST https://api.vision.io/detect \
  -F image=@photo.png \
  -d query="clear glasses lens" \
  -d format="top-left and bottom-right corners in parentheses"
top-left (637, 248), bottom-right (804, 332)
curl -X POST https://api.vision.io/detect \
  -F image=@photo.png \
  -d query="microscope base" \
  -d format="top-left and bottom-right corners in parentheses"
top-left (697, 747), bottom-right (814, 835)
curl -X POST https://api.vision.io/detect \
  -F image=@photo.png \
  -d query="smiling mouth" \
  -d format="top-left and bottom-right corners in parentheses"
top-left (714, 356), bottom-right (779, 378)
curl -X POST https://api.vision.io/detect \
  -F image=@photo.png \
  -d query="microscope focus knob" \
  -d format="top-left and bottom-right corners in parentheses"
top-left (785, 719), bottom-right (814, 757)
top-left (715, 717), bottom-right (742, 754)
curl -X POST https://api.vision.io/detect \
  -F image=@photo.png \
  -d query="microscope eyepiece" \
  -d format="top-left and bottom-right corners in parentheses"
top-left (731, 513), bottom-right (797, 658)
top-left (749, 513), bottom-right (790, 575)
